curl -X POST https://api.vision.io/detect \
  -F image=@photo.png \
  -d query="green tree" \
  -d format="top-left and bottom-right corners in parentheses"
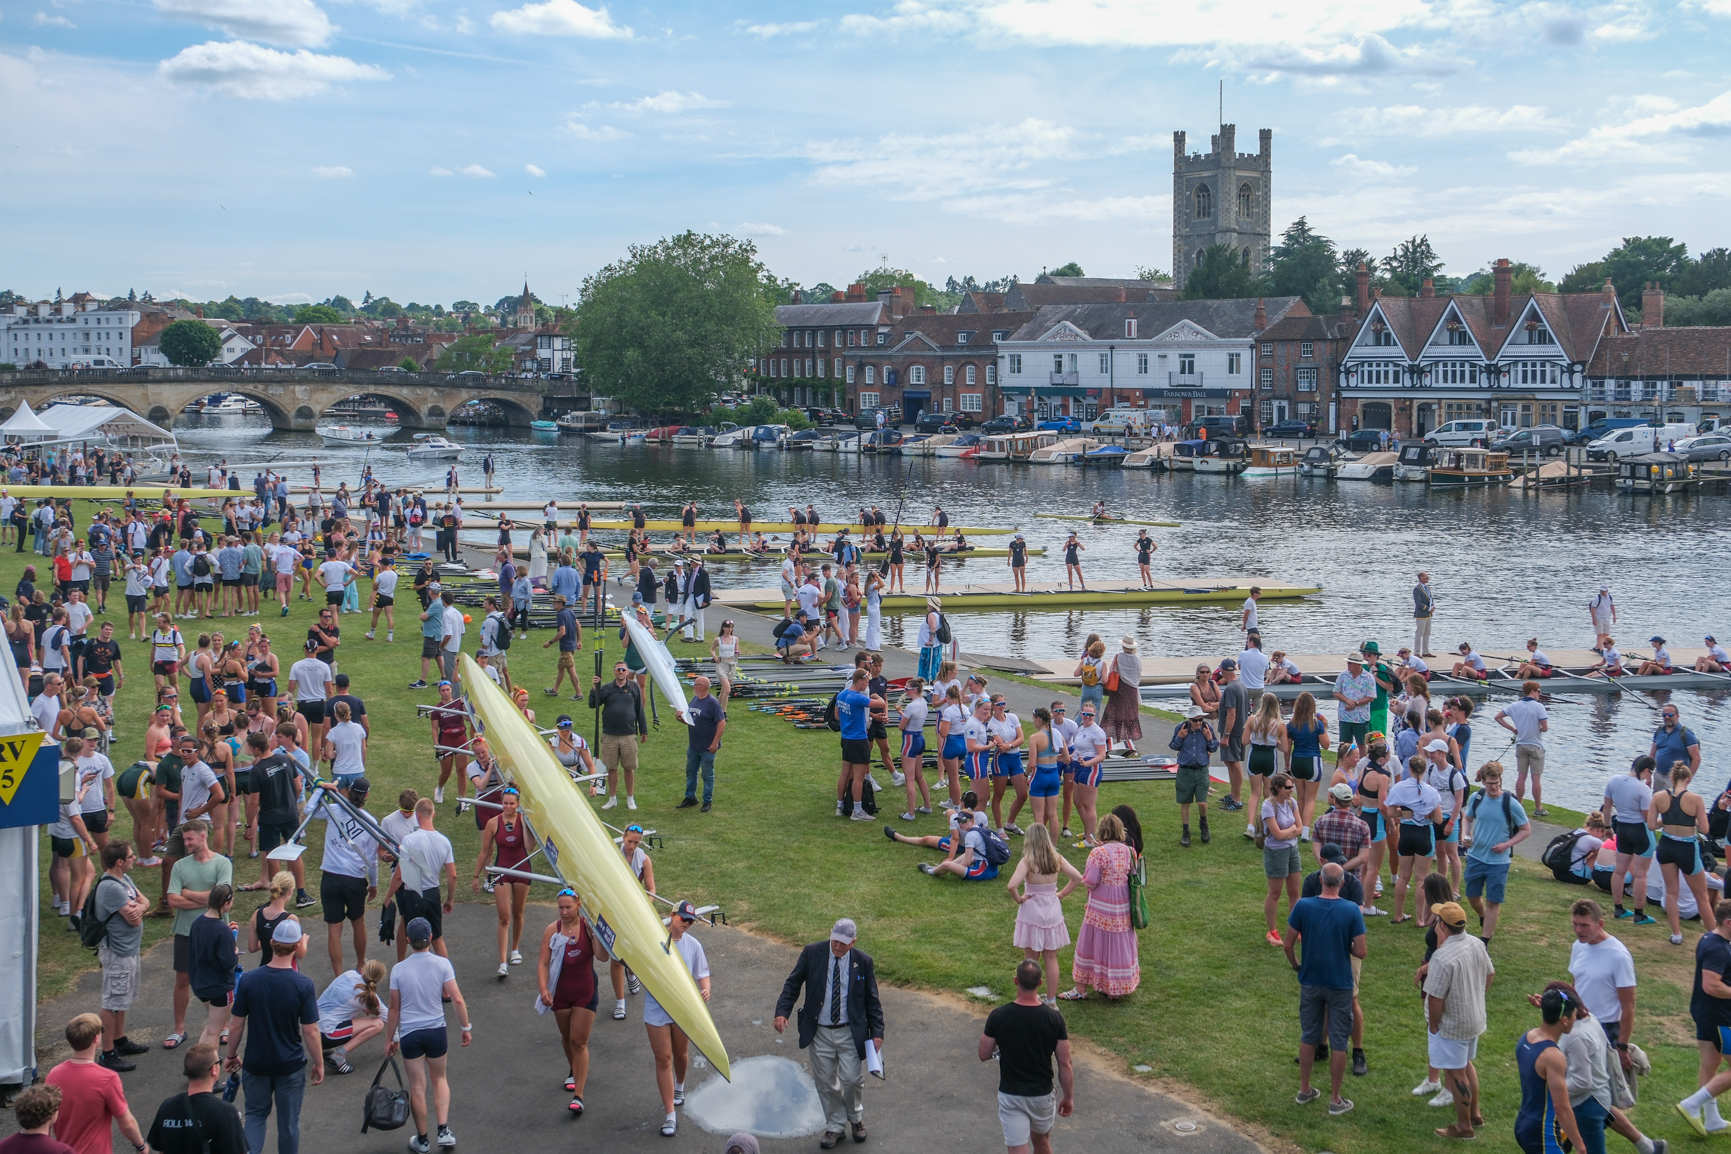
top-left (1268, 217), bottom-right (1340, 316)
top-left (576, 231), bottom-right (781, 415)
top-left (1134, 266), bottom-right (1170, 282)
top-left (399, 357), bottom-right (420, 371)
top-left (1664, 288), bottom-right (1731, 328)
top-left (1558, 261), bottom-right (1606, 294)
top-left (436, 334), bottom-right (512, 374)
top-left (1378, 235), bottom-right (1444, 296)
top-left (1597, 237), bottom-right (1690, 308)
top-left (1047, 262), bottom-right (1085, 278)
top-left (1677, 248), bottom-right (1731, 298)
top-left (159, 319), bottom-right (223, 366)
top-left (742, 395), bottom-right (780, 424)
top-left (853, 265), bottom-right (944, 308)
top-left (1458, 262), bottom-right (1554, 295)
top-left (294, 304), bottom-right (344, 324)
top-left (1182, 244), bottom-right (1262, 300)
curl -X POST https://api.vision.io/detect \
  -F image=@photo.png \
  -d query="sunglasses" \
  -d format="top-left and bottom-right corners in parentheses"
top-left (557, 721), bottom-right (573, 728)
top-left (1080, 711), bottom-right (1095, 718)
top-left (557, 887), bottom-right (578, 898)
top-left (625, 823), bottom-right (644, 834)
top-left (436, 680), bottom-right (451, 688)
top-left (501, 786), bottom-right (520, 796)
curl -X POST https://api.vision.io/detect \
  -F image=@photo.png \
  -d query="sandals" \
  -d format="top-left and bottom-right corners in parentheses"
top-left (331, 1055), bottom-right (354, 1075)
top-left (1057, 990), bottom-right (1088, 1001)
top-left (1390, 916), bottom-right (1413, 925)
top-left (162, 1032), bottom-right (186, 1049)
top-left (567, 1096), bottom-right (584, 1117)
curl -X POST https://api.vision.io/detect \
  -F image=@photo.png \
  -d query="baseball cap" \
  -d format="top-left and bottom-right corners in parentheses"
top-left (674, 900), bottom-right (700, 922)
top-left (1319, 842), bottom-right (1347, 864)
top-left (1219, 658), bottom-right (1237, 671)
top-left (1650, 635), bottom-right (1666, 643)
top-left (347, 775), bottom-right (371, 795)
top-left (1328, 782), bottom-right (1354, 803)
top-left (556, 715), bottom-right (572, 727)
top-left (829, 918), bottom-right (858, 945)
top-left (271, 919), bottom-right (304, 945)
top-left (726, 1136), bottom-right (762, 1154)
top-left (1433, 902), bottom-right (1468, 930)
top-left (631, 592), bottom-right (644, 603)
top-left (1424, 738), bottom-right (1451, 752)
top-left (406, 917), bottom-right (433, 943)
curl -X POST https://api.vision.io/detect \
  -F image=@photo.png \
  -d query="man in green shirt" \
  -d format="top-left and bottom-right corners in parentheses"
top-left (165, 820), bottom-right (234, 1048)
top-left (1363, 640), bottom-right (1395, 736)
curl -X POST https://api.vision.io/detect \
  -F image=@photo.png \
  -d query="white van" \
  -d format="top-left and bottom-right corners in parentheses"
top-left (1423, 419), bottom-right (1498, 447)
top-left (1587, 423), bottom-right (1697, 461)
top-left (1087, 408), bottom-right (1155, 436)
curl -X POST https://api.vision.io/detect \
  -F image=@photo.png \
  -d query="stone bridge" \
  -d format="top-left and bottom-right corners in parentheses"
top-left (0, 367), bottom-right (551, 431)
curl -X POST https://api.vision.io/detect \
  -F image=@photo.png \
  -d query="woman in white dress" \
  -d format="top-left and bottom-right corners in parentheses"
top-left (862, 568), bottom-right (885, 651)
top-left (528, 526), bottom-right (549, 588)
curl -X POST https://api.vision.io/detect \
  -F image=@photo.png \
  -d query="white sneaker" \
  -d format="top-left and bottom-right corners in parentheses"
top-left (1428, 1089), bottom-right (1455, 1108)
top-left (434, 786), bottom-right (444, 804)
top-left (900, 812), bottom-right (916, 821)
top-left (365, 631), bottom-right (375, 640)
top-left (509, 949), bottom-right (523, 965)
top-left (626, 796), bottom-right (637, 811)
top-left (850, 810), bottom-right (873, 821)
top-left (1300, 829), bottom-right (1311, 842)
top-left (1246, 823), bottom-right (1257, 838)
top-left (497, 961), bottom-right (508, 977)
top-left (891, 772), bottom-right (906, 787)
top-left (387, 632), bottom-right (394, 641)
top-left (1412, 1079), bottom-right (1441, 1096)
top-left (602, 797), bottom-right (617, 810)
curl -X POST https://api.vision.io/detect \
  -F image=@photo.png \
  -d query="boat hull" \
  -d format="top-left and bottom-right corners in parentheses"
top-left (1428, 471), bottom-right (1512, 486)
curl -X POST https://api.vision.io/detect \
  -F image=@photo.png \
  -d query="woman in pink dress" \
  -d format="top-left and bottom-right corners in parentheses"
top-left (1061, 813), bottom-right (1141, 1000)
top-left (1006, 824), bottom-right (1084, 1006)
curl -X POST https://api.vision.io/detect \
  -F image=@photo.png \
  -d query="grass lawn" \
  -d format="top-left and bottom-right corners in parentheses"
top-left (14, 535), bottom-right (1706, 1153)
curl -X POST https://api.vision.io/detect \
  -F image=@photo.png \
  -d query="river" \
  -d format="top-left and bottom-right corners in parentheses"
top-left (170, 414), bottom-right (1731, 810)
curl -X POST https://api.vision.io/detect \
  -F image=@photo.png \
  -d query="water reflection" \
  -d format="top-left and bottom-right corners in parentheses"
top-left (683, 1054), bottom-right (826, 1138)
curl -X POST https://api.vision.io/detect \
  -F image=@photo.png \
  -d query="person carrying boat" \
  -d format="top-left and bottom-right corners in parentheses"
top-left (1635, 637), bottom-right (1674, 677)
top-left (1514, 639), bottom-right (1556, 680)
top-left (1451, 643), bottom-right (1489, 680)
top-left (1699, 636), bottom-right (1731, 674)
top-left (1584, 639), bottom-right (1625, 679)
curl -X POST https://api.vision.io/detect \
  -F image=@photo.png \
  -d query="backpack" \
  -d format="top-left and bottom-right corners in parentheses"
top-left (772, 617), bottom-right (792, 640)
top-left (825, 692), bottom-right (842, 732)
top-left (192, 553), bottom-right (211, 577)
top-left (1079, 659), bottom-right (1099, 688)
top-left (976, 826), bottom-right (1011, 867)
top-left (934, 614), bottom-right (952, 645)
top-left (78, 875), bottom-right (127, 951)
top-left (1541, 829), bottom-right (1589, 881)
top-left (489, 612), bottom-right (512, 651)
top-left (1467, 788), bottom-right (1514, 840)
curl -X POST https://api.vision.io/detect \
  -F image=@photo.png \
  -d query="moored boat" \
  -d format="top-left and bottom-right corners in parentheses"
top-left (1029, 437), bottom-right (1097, 464)
top-left (1241, 443), bottom-right (1298, 478)
top-left (1300, 444), bottom-right (1349, 478)
top-left (1083, 443), bottom-right (1130, 466)
top-left (933, 433), bottom-right (983, 458)
top-left (1192, 437), bottom-right (1250, 475)
top-left (1336, 451), bottom-right (1397, 481)
top-left (1617, 452), bottom-right (1698, 493)
top-left (1428, 448), bottom-right (1512, 486)
top-left (1392, 442), bottom-right (1437, 482)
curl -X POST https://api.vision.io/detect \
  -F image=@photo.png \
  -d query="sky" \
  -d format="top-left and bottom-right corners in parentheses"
top-left (4, 0), bottom-right (1731, 307)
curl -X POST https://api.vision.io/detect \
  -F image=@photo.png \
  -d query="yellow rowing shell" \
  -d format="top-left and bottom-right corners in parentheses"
top-left (581, 519), bottom-right (1013, 535)
top-left (0, 485), bottom-right (239, 500)
top-left (457, 654), bottom-right (730, 1079)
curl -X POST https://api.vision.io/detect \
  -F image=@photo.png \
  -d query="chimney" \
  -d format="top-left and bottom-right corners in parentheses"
top-left (1419, 277), bottom-right (1434, 299)
top-left (846, 283), bottom-right (867, 303)
top-left (396, 314), bottom-right (408, 330)
top-left (919, 305), bottom-right (936, 315)
top-left (1602, 277), bottom-right (1617, 308)
top-left (1493, 258), bottom-right (1512, 327)
top-left (1354, 263), bottom-right (1370, 317)
top-left (1254, 298), bottom-right (1267, 330)
top-left (830, 291), bottom-right (845, 303)
top-left (1641, 281), bottom-right (1664, 329)
top-left (194, 305), bottom-right (204, 318)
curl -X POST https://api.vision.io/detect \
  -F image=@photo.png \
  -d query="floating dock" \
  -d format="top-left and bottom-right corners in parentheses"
top-left (481, 517), bottom-right (1015, 535)
top-left (715, 578), bottom-right (1320, 612)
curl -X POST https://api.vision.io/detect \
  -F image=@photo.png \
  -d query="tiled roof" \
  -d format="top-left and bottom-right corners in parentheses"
top-left (1587, 328), bottom-right (1731, 377)
top-left (1005, 297), bottom-right (1306, 342)
top-left (878, 312), bottom-right (1036, 352)
top-left (775, 302), bottom-right (889, 327)
top-left (1360, 290), bottom-right (1625, 362)
top-left (957, 292), bottom-right (1008, 314)
top-left (1004, 283), bottom-right (1177, 311)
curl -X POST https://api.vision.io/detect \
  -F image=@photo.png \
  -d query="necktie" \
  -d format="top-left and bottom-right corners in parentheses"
top-left (829, 955), bottom-right (842, 1026)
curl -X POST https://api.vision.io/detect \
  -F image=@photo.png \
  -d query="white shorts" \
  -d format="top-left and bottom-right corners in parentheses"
top-left (997, 1091), bottom-right (1056, 1146)
top-left (1427, 1030), bottom-right (1479, 1071)
top-left (643, 994), bottom-right (676, 1030)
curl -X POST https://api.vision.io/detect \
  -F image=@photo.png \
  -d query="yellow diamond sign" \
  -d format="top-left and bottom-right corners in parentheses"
top-left (0, 732), bottom-right (47, 807)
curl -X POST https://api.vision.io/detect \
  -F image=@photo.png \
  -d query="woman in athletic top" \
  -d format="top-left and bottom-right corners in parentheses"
top-left (644, 900), bottom-right (712, 1138)
top-left (923, 538), bottom-right (942, 593)
top-left (734, 500), bottom-right (751, 538)
top-left (708, 621), bottom-right (739, 708)
top-left (1280, 691), bottom-right (1331, 831)
top-left (609, 825), bottom-right (656, 1021)
top-left (195, 719), bottom-right (235, 857)
top-left (1513, 989), bottom-right (1587, 1153)
top-left (219, 640), bottom-right (248, 705)
top-left (1245, 692), bottom-right (1283, 836)
top-left (1650, 762), bottom-right (1718, 944)
top-left (896, 679), bottom-right (932, 821)
top-left (1025, 707), bottom-right (1066, 837)
top-left (547, 717), bottom-right (599, 793)
top-left (144, 704), bottom-right (175, 761)
top-left (429, 681), bottom-right (471, 804)
top-left (1062, 533), bottom-right (1085, 590)
top-left (5, 603), bottom-right (33, 670)
top-left (887, 531), bottom-right (905, 593)
top-left (188, 633), bottom-right (216, 723)
top-left (316, 958), bottom-right (388, 1075)
top-left (245, 871), bottom-right (306, 963)
top-left (1356, 745), bottom-right (1391, 916)
top-left (936, 683), bottom-right (969, 809)
top-left (536, 887), bottom-right (610, 1117)
top-left (473, 786), bottom-right (537, 977)
top-left (247, 634), bottom-right (280, 715)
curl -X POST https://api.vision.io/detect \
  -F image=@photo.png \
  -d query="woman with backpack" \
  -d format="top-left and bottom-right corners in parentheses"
top-left (1101, 636), bottom-right (1142, 755)
top-left (1074, 637), bottom-right (1107, 717)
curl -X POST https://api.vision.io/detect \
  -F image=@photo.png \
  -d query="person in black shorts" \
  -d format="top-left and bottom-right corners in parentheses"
top-left (84, 619), bottom-right (124, 704)
top-left (1007, 534), bottom-right (1029, 592)
top-left (1135, 530), bottom-right (1156, 588)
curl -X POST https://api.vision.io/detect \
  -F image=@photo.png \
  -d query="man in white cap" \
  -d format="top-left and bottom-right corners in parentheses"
top-left (774, 918), bottom-right (884, 1149)
top-left (1588, 586), bottom-right (1617, 651)
top-left (225, 916), bottom-right (323, 1154)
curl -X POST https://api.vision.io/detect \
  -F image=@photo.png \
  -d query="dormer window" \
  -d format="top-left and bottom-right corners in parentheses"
top-left (957, 331), bottom-right (973, 344)
top-left (1125, 318), bottom-right (1138, 338)
top-left (992, 331), bottom-right (1009, 342)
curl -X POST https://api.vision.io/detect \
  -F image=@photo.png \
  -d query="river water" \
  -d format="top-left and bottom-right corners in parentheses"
top-left (172, 414), bottom-right (1731, 810)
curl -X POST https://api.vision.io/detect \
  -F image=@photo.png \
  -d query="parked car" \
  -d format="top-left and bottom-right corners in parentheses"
top-left (979, 415), bottom-right (1029, 435)
top-left (1037, 416), bottom-right (1082, 433)
top-left (1423, 418), bottom-right (1498, 447)
top-left (1489, 425), bottom-right (1567, 456)
top-left (805, 407), bottom-right (850, 426)
top-left (299, 362), bottom-right (338, 372)
top-left (1188, 414), bottom-right (1251, 438)
top-left (1262, 419), bottom-right (1316, 439)
top-left (854, 406), bottom-right (901, 430)
top-left (1672, 433), bottom-right (1731, 462)
top-left (1586, 422), bottom-right (1699, 462)
top-left (1342, 428), bottom-right (1389, 451)
top-left (1568, 417), bottom-right (1645, 445)
top-left (914, 410), bottom-right (959, 434)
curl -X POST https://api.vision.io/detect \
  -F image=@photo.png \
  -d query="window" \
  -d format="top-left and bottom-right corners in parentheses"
top-left (1179, 354), bottom-right (1195, 376)
top-left (957, 331), bottom-right (972, 344)
top-left (860, 391), bottom-right (879, 409)
top-left (835, 330), bottom-right (843, 347)
top-left (1259, 368), bottom-right (1273, 389)
top-left (846, 364), bottom-right (856, 384)
top-left (1368, 329), bottom-right (1397, 347)
top-left (1227, 353), bottom-right (1241, 375)
top-left (992, 330), bottom-right (1008, 341)
top-left (779, 358), bottom-right (788, 377)
top-left (817, 359), bottom-right (827, 379)
top-left (847, 330), bottom-right (856, 347)
top-left (965, 364), bottom-right (976, 385)
top-left (1357, 360), bottom-right (1404, 385)
top-left (943, 366), bottom-right (954, 385)
top-left (943, 397), bottom-right (954, 412)
top-left (959, 393), bottom-right (982, 412)
top-left (910, 366), bottom-right (926, 385)
top-left (1300, 341), bottom-right (1314, 359)
top-left (807, 358), bottom-right (815, 377)
top-left (1527, 327), bottom-right (1554, 345)
top-left (1238, 182), bottom-right (1254, 216)
top-left (1194, 184), bottom-right (1212, 218)
top-left (1053, 354), bottom-right (1065, 374)
top-left (1260, 342), bottom-right (1273, 359)
top-left (876, 332), bottom-right (886, 346)
top-left (1125, 318), bottom-right (1137, 338)
top-left (1433, 361), bottom-right (1479, 385)
top-left (1296, 401), bottom-right (1318, 419)
top-left (986, 364), bottom-right (996, 385)
top-left (1098, 353), bottom-right (1110, 374)
top-left (864, 366), bottom-right (875, 384)
top-left (1137, 353), bottom-right (1149, 374)
top-left (1260, 399), bottom-right (1274, 424)
top-left (1008, 354), bottom-right (1022, 374)
top-left (793, 331), bottom-right (803, 348)
top-left (817, 330), bottom-right (826, 348)
top-left (1066, 353), bottom-right (1077, 372)
top-left (834, 358), bottom-right (843, 378)
top-left (1513, 360), bottom-right (1560, 386)
top-left (1296, 368), bottom-right (1318, 392)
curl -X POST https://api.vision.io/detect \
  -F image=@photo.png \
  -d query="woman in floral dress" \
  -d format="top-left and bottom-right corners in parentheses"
top-left (1061, 812), bottom-right (1141, 999)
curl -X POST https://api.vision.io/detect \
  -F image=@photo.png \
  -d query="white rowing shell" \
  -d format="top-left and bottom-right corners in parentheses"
top-left (621, 610), bottom-right (692, 726)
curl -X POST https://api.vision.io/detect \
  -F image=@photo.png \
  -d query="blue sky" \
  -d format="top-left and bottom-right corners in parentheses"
top-left (5, 0), bottom-right (1731, 306)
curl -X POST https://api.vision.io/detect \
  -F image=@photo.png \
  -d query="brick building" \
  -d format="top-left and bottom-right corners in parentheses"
top-left (838, 312), bottom-right (1034, 423)
top-left (751, 285), bottom-right (908, 406)
top-left (1254, 310), bottom-right (1351, 432)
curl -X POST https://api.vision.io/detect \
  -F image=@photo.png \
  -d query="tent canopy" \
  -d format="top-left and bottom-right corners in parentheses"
top-left (0, 401), bottom-right (54, 435)
top-left (9, 403), bottom-right (178, 451)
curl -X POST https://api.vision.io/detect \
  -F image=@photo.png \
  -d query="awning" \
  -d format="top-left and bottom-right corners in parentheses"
top-left (0, 401), bottom-right (53, 435)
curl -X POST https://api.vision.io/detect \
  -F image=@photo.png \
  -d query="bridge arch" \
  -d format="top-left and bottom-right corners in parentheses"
top-left (457, 393), bottom-right (538, 428)
top-left (316, 390), bottom-right (428, 429)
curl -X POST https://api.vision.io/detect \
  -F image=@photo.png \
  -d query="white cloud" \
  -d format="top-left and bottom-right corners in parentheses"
top-left (806, 118), bottom-right (1077, 200)
top-left (461, 164), bottom-right (494, 177)
top-left (158, 40), bottom-right (389, 100)
top-left (1682, 0), bottom-right (1731, 16)
top-left (1513, 90), bottom-right (1731, 163)
top-left (429, 166), bottom-right (454, 175)
top-left (563, 122), bottom-right (627, 141)
top-left (1327, 104), bottom-right (1565, 141)
top-left (34, 12), bottom-right (76, 28)
top-left (524, 163), bottom-right (546, 176)
top-left (1331, 153), bottom-right (1417, 178)
top-left (1232, 33), bottom-right (1458, 83)
top-left (737, 222), bottom-right (785, 237)
top-left (153, 0), bottom-right (335, 48)
top-left (607, 90), bottom-right (720, 114)
top-left (489, 0), bottom-right (629, 38)
top-left (311, 165), bottom-right (353, 177)
top-left (744, 20), bottom-right (817, 36)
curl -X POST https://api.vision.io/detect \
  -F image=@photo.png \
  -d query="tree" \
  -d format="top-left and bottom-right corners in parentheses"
top-left (576, 231), bottom-right (781, 415)
top-left (1134, 266), bottom-right (1170, 282)
top-left (854, 265), bottom-right (945, 308)
top-left (807, 282), bottom-right (838, 302)
top-left (1268, 217), bottom-right (1340, 316)
top-left (1378, 235), bottom-right (1444, 296)
top-left (1182, 244), bottom-right (1263, 300)
top-left (1665, 288), bottom-right (1731, 328)
top-left (399, 357), bottom-right (420, 371)
top-left (436, 334), bottom-right (512, 375)
top-left (294, 304), bottom-right (344, 324)
top-left (1677, 248), bottom-right (1731, 299)
top-left (1559, 261), bottom-right (1606, 294)
top-left (159, 319), bottom-right (223, 366)
top-left (1458, 262), bottom-right (1554, 295)
top-left (1047, 261), bottom-right (1085, 278)
top-left (1598, 237), bottom-right (1689, 308)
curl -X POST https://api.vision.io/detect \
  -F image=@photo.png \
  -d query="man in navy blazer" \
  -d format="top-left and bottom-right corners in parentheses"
top-left (775, 917), bottom-right (885, 1148)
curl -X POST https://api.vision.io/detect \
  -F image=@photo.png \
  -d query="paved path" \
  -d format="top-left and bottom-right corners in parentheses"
top-left (15, 906), bottom-right (1262, 1154)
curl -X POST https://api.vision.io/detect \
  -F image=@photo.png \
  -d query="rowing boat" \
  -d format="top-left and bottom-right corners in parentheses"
top-left (582, 519), bottom-right (1015, 535)
top-left (457, 656), bottom-right (728, 1077)
top-left (620, 611), bottom-right (692, 725)
top-left (1033, 513), bottom-right (1180, 528)
top-left (1138, 677), bottom-right (1500, 701)
top-left (0, 485), bottom-right (240, 500)
top-left (716, 579), bottom-right (1320, 612)
top-left (1139, 667), bottom-right (1731, 698)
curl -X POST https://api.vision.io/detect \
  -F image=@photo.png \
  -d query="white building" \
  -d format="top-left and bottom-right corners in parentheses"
top-left (3, 301), bottom-right (141, 369)
top-left (535, 332), bottom-right (574, 374)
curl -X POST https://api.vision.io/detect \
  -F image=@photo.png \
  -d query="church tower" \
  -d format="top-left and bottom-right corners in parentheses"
top-left (514, 280), bottom-right (536, 330)
top-left (1171, 123), bottom-right (1271, 291)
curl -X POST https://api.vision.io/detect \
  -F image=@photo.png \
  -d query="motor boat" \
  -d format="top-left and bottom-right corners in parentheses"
top-left (1029, 437), bottom-right (1097, 464)
top-left (404, 433), bottom-right (463, 460)
top-left (933, 433), bottom-right (983, 458)
top-left (556, 412), bottom-right (608, 435)
top-left (780, 429), bottom-right (823, 451)
top-left (1300, 444), bottom-right (1349, 478)
top-left (711, 425), bottom-right (755, 448)
top-left (582, 420), bottom-right (638, 441)
top-left (1122, 443), bottom-right (1169, 470)
top-left (530, 419), bottom-right (559, 431)
top-left (669, 427), bottom-right (711, 448)
top-left (1392, 442), bottom-right (1438, 482)
top-left (1191, 437), bottom-right (1251, 475)
top-left (1429, 448), bottom-right (1513, 487)
top-left (317, 425), bottom-right (383, 447)
top-left (861, 429), bottom-right (903, 455)
top-left (1083, 444), bottom-right (1129, 466)
top-left (1240, 444), bottom-right (1299, 478)
top-left (834, 432), bottom-right (863, 453)
top-left (1336, 451), bottom-right (1397, 481)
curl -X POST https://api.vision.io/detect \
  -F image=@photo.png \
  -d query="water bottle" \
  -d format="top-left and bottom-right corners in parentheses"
top-left (222, 1072), bottom-right (240, 1102)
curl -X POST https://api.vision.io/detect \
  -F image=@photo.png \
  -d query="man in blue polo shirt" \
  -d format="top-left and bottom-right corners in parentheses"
top-left (680, 676), bottom-right (726, 812)
top-left (837, 669), bottom-right (877, 822)
top-left (1651, 704), bottom-right (1701, 792)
